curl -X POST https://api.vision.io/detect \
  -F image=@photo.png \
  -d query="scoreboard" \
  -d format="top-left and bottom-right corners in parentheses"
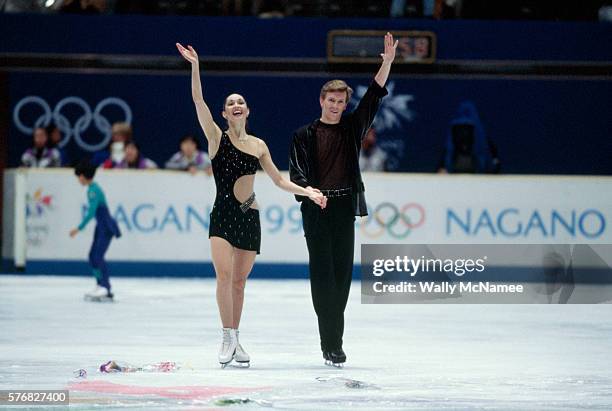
top-left (327, 30), bottom-right (436, 64)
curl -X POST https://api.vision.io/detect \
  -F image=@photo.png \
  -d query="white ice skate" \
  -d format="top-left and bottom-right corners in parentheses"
top-left (84, 286), bottom-right (113, 302)
top-left (233, 330), bottom-right (250, 368)
top-left (218, 328), bottom-right (237, 368)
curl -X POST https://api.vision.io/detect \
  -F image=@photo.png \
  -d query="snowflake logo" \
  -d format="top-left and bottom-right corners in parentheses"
top-left (350, 81), bottom-right (415, 132)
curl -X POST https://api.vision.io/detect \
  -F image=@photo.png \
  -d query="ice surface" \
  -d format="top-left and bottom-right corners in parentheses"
top-left (1, 275), bottom-right (611, 410)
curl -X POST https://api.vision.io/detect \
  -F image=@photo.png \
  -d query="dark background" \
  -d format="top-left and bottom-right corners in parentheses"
top-left (1, 13), bottom-right (611, 174)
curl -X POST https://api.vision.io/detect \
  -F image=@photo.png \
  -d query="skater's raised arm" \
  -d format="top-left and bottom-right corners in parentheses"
top-left (350, 33), bottom-right (396, 141)
top-left (374, 32), bottom-right (398, 88)
top-left (176, 43), bottom-right (222, 155)
top-left (257, 139), bottom-right (327, 208)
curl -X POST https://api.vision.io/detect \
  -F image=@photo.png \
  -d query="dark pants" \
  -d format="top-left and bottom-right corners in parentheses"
top-left (302, 196), bottom-right (355, 352)
top-left (89, 225), bottom-right (113, 290)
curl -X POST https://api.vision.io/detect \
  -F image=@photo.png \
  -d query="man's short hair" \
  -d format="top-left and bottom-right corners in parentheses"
top-left (111, 122), bottom-right (133, 139)
top-left (320, 80), bottom-right (353, 102)
top-left (74, 159), bottom-right (97, 180)
top-left (180, 134), bottom-right (201, 149)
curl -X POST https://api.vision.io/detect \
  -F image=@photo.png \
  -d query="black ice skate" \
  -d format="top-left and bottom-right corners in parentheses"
top-left (323, 349), bottom-right (346, 368)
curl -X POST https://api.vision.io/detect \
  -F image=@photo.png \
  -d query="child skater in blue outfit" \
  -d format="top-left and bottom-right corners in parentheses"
top-left (70, 160), bottom-right (121, 301)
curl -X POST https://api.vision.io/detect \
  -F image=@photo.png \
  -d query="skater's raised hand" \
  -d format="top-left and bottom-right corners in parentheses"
top-left (380, 32), bottom-right (398, 65)
top-left (177, 42), bottom-right (222, 151)
top-left (176, 43), bottom-right (199, 65)
top-left (374, 32), bottom-right (398, 87)
top-left (69, 228), bottom-right (79, 238)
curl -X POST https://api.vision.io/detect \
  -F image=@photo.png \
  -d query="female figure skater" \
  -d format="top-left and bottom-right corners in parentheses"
top-left (177, 43), bottom-right (326, 368)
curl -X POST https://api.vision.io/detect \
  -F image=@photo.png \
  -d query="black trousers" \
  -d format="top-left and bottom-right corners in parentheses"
top-left (301, 196), bottom-right (355, 352)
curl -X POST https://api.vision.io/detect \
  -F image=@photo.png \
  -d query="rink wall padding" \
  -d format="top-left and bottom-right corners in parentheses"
top-left (4, 261), bottom-right (612, 284)
top-left (0, 260), bottom-right (321, 279)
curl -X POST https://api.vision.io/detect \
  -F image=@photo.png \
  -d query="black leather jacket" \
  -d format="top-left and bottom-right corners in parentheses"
top-left (289, 80), bottom-right (388, 217)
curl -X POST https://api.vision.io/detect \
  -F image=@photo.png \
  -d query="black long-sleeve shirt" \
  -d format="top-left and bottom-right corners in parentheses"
top-left (290, 81), bottom-right (388, 216)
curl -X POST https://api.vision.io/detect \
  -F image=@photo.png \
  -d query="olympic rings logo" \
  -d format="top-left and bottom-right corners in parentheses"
top-left (359, 202), bottom-right (425, 239)
top-left (13, 96), bottom-right (132, 152)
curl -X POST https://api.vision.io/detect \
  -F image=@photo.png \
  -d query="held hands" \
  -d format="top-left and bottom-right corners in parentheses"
top-left (306, 187), bottom-right (327, 209)
top-left (380, 32), bottom-right (398, 65)
top-left (176, 43), bottom-right (199, 65)
top-left (69, 228), bottom-right (79, 238)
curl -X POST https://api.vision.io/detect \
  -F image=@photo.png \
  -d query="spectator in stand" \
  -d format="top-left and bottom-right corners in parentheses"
top-left (60, 0), bottom-right (107, 14)
top-left (253, 0), bottom-right (287, 18)
top-left (165, 135), bottom-right (212, 175)
top-left (221, 0), bottom-right (247, 16)
top-left (437, 100), bottom-right (500, 174)
top-left (47, 124), bottom-right (69, 166)
top-left (92, 122), bottom-right (132, 166)
top-left (102, 140), bottom-right (157, 169)
top-left (21, 127), bottom-right (62, 168)
top-left (600, 3), bottom-right (612, 21)
top-left (391, 0), bottom-right (445, 18)
top-left (359, 128), bottom-right (389, 171)
top-left (1, 0), bottom-right (38, 12)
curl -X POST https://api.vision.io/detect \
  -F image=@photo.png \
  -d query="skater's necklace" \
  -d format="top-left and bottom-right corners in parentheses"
top-left (228, 130), bottom-right (248, 144)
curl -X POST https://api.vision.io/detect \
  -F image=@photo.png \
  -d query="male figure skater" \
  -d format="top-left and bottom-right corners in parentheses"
top-left (290, 33), bottom-right (397, 366)
top-left (70, 160), bottom-right (121, 301)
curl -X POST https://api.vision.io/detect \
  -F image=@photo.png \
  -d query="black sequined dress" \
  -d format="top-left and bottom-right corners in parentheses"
top-left (209, 132), bottom-right (261, 253)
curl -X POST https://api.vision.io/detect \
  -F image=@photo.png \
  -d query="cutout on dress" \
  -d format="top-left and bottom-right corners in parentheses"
top-left (233, 174), bottom-right (258, 210)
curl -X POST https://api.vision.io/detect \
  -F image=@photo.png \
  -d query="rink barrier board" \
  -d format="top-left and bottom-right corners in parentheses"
top-left (3, 169), bottom-right (612, 279)
top-left (1, 260), bottom-right (314, 279)
top-left (3, 260), bottom-right (612, 284)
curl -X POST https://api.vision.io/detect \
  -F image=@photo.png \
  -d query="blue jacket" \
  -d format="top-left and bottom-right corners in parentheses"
top-left (444, 101), bottom-right (495, 173)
